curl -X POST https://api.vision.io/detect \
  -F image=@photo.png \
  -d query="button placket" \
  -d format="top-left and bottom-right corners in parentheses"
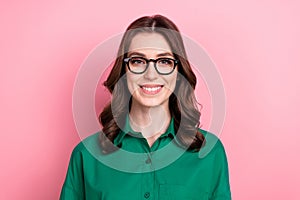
top-left (141, 153), bottom-right (155, 199)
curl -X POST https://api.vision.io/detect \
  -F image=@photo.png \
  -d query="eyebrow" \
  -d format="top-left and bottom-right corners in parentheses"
top-left (128, 52), bottom-right (174, 58)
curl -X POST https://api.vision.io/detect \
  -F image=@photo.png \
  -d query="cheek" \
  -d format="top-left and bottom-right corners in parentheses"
top-left (126, 73), bottom-right (138, 94)
top-left (166, 73), bottom-right (178, 91)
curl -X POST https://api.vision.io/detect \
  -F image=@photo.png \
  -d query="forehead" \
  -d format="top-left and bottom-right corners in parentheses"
top-left (128, 32), bottom-right (172, 53)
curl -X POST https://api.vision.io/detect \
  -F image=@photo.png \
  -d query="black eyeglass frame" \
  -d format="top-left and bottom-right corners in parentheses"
top-left (123, 57), bottom-right (179, 75)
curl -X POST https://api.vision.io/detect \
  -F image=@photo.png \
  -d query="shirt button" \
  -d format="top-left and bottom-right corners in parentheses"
top-left (145, 157), bottom-right (151, 164)
top-left (144, 192), bottom-right (150, 198)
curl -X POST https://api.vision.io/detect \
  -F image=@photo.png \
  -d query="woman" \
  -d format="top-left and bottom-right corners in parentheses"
top-left (60, 15), bottom-right (231, 200)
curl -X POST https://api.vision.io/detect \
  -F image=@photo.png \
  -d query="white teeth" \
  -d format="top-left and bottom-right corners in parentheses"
top-left (142, 86), bottom-right (161, 92)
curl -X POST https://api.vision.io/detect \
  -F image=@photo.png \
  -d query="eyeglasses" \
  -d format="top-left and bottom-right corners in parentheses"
top-left (123, 57), bottom-right (179, 75)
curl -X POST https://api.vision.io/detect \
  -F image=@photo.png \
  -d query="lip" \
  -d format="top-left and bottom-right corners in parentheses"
top-left (139, 84), bottom-right (163, 95)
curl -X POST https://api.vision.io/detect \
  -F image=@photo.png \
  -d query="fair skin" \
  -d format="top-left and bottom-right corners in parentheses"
top-left (126, 32), bottom-right (178, 147)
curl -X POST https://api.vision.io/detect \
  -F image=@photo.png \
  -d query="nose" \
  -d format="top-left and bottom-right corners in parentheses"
top-left (143, 61), bottom-right (158, 80)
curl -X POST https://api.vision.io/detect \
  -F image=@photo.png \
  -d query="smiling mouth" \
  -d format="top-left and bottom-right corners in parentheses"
top-left (140, 84), bottom-right (163, 95)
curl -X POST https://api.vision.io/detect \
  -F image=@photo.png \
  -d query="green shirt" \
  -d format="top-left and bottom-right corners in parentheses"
top-left (60, 117), bottom-right (231, 200)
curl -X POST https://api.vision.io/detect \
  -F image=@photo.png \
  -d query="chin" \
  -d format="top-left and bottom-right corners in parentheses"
top-left (136, 97), bottom-right (169, 108)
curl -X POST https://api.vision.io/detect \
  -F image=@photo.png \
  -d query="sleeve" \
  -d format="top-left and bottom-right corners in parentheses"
top-left (60, 144), bottom-right (85, 200)
top-left (210, 141), bottom-right (232, 200)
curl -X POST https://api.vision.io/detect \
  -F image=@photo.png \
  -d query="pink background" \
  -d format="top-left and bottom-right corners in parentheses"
top-left (1, 0), bottom-right (300, 199)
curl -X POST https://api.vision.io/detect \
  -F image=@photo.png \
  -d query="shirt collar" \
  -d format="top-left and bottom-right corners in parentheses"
top-left (114, 114), bottom-right (176, 146)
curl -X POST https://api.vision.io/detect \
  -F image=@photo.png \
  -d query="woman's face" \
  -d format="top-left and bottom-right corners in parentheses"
top-left (126, 32), bottom-right (178, 109)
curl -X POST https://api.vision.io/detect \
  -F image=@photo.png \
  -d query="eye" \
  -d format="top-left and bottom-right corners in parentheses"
top-left (130, 57), bottom-right (146, 66)
top-left (158, 58), bottom-right (174, 66)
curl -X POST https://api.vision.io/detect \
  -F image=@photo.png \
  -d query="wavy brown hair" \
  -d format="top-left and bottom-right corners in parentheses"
top-left (99, 14), bottom-right (205, 154)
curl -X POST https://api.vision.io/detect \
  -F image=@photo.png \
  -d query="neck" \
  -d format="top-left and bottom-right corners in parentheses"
top-left (129, 100), bottom-right (171, 139)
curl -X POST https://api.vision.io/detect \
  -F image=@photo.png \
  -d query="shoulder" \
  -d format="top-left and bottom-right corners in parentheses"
top-left (70, 132), bottom-right (101, 158)
top-left (198, 128), bottom-right (227, 159)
